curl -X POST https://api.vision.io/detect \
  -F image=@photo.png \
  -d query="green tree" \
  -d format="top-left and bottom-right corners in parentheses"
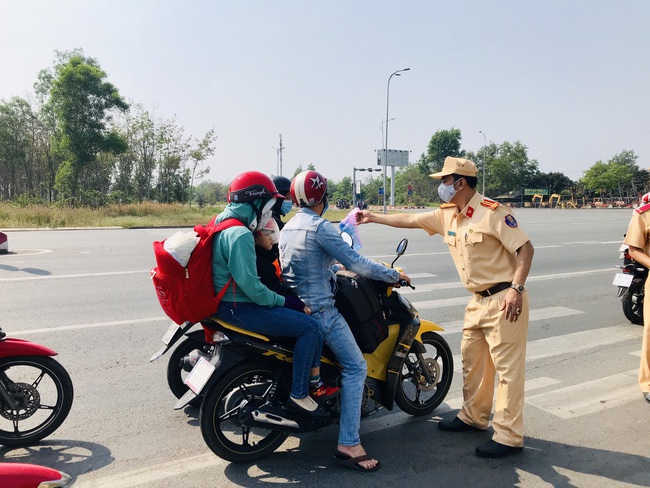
top-left (0, 97), bottom-right (32, 199)
top-left (417, 128), bottom-right (465, 174)
top-left (329, 176), bottom-right (352, 204)
top-left (394, 163), bottom-right (437, 205)
top-left (188, 129), bottom-right (216, 207)
top-left (580, 151), bottom-right (640, 199)
top-left (528, 172), bottom-right (576, 195)
top-left (42, 50), bottom-right (129, 202)
top-left (482, 141), bottom-right (539, 197)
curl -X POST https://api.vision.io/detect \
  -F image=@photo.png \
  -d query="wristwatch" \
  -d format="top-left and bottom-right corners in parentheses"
top-left (510, 283), bottom-right (526, 294)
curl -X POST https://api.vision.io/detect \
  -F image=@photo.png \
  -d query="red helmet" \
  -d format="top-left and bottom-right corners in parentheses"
top-left (291, 170), bottom-right (328, 207)
top-left (228, 171), bottom-right (283, 203)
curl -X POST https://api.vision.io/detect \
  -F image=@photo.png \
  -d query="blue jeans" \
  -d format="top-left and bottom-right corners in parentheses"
top-left (313, 307), bottom-right (366, 446)
top-left (215, 302), bottom-right (322, 399)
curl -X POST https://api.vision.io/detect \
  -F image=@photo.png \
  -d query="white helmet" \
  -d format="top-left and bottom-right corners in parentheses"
top-left (259, 218), bottom-right (280, 244)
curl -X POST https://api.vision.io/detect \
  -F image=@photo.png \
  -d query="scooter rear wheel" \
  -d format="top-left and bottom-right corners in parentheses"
top-left (199, 362), bottom-right (289, 463)
top-left (0, 356), bottom-right (74, 446)
top-left (622, 278), bottom-right (644, 325)
top-left (167, 337), bottom-right (212, 406)
top-left (395, 332), bottom-right (453, 416)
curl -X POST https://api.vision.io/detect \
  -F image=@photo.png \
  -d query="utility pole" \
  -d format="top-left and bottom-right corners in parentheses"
top-left (278, 134), bottom-right (284, 176)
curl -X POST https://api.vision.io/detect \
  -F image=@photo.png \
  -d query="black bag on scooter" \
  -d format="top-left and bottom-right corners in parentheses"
top-left (334, 270), bottom-right (388, 353)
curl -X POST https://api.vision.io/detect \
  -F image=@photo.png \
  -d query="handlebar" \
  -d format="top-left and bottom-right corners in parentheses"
top-left (399, 280), bottom-right (415, 290)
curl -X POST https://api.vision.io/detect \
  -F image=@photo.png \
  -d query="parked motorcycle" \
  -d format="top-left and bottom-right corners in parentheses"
top-left (0, 463), bottom-right (72, 488)
top-left (0, 327), bottom-right (74, 446)
top-left (613, 242), bottom-right (647, 325)
top-left (151, 238), bottom-right (454, 463)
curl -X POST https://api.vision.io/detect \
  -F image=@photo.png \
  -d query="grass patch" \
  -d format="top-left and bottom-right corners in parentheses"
top-left (0, 203), bottom-right (360, 229)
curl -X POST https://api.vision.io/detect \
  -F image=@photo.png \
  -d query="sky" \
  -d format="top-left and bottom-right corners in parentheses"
top-left (1, 1), bottom-right (649, 185)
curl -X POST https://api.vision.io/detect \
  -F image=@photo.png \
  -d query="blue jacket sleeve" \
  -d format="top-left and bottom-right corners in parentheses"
top-left (316, 221), bottom-right (400, 283)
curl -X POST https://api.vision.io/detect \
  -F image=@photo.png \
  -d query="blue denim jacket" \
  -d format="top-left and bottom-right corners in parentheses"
top-left (279, 208), bottom-right (400, 311)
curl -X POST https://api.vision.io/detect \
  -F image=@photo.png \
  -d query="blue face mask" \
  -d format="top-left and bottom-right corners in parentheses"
top-left (321, 197), bottom-right (329, 216)
top-left (280, 200), bottom-right (293, 215)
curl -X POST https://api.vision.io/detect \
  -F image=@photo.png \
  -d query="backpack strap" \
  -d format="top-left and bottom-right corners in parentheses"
top-left (194, 217), bottom-right (245, 239)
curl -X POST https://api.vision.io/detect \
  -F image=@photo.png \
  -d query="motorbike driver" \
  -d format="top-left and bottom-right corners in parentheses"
top-left (271, 175), bottom-right (293, 231)
top-left (211, 171), bottom-right (327, 418)
top-left (279, 170), bottom-right (411, 472)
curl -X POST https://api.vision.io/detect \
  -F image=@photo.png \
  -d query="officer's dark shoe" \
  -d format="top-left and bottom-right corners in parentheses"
top-left (438, 416), bottom-right (482, 432)
top-left (475, 440), bottom-right (523, 458)
top-left (644, 392), bottom-right (650, 404)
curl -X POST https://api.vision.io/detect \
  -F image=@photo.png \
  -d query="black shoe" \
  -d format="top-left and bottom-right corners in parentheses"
top-left (286, 396), bottom-right (330, 419)
top-left (438, 416), bottom-right (483, 432)
top-left (475, 440), bottom-right (523, 458)
top-left (644, 392), bottom-right (650, 404)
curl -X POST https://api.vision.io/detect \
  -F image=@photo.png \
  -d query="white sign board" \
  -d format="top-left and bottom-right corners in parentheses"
top-left (376, 149), bottom-right (409, 167)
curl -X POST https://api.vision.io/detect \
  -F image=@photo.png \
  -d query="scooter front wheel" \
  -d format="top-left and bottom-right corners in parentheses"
top-left (0, 356), bottom-right (74, 446)
top-left (199, 362), bottom-right (289, 463)
top-left (395, 332), bottom-right (453, 416)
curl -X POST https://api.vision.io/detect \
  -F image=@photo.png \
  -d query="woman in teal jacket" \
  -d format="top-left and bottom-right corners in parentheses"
top-left (211, 171), bottom-right (325, 418)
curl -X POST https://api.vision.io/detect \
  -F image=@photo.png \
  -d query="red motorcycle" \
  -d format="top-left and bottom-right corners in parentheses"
top-left (0, 327), bottom-right (74, 446)
top-left (0, 463), bottom-right (71, 487)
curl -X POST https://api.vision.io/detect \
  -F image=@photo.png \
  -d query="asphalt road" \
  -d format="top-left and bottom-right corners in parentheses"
top-left (0, 208), bottom-right (648, 488)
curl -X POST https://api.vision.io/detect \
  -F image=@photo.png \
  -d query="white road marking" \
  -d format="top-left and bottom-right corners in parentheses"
top-left (73, 453), bottom-right (224, 488)
top-left (362, 376), bottom-right (561, 434)
top-left (400, 267), bottom-right (616, 294)
top-left (407, 272), bottom-right (437, 279)
top-left (411, 296), bottom-right (470, 309)
top-left (0, 269), bottom-right (149, 282)
top-left (452, 323), bottom-right (641, 372)
top-left (438, 306), bottom-right (585, 335)
top-left (526, 370), bottom-right (639, 419)
top-left (0, 248), bottom-right (52, 257)
top-left (12, 317), bottom-right (167, 336)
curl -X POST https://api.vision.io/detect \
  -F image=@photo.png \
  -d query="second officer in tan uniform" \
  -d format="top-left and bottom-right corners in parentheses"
top-left (357, 157), bottom-right (534, 458)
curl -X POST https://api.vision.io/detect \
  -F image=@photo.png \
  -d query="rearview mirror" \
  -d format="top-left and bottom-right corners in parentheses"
top-left (340, 231), bottom-right (354, 248)
top-left (395, 238), bottom-right (408, 256)
top-left (391, 238), bottom-right (408, 267)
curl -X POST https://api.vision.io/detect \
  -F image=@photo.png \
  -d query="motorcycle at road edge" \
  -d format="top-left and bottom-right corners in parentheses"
top-left (613, 240), bottom-right (647, 325)
top-left (0, 327), bottom-right (74, 446)
top-left (151, 238), bottom-right (454, 463)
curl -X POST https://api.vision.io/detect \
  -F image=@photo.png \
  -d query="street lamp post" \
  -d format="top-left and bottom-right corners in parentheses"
top-left (479, 130), bottom-right (487, 195)
top-left (383, 68), bottom-right (410, 214)
top-left (380, 117), bottom-right (395, 148)
top-left (353, 167), bottom-right (382, 208)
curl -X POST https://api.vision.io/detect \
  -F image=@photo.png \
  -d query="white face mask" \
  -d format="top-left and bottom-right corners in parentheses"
top-left (255, 198), bottom-right (276, 231)
top-left (438, 180), bottom-right (458, 203)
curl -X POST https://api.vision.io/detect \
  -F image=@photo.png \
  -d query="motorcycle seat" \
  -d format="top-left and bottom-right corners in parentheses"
top-left (201, 317), bottom-right (340, 366)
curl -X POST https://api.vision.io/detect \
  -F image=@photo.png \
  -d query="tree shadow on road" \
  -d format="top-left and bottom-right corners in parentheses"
top-left (0, 440), bottom-right (113, 480)
top-left (220, 417), bottom-right (650, 487)
top-left (0, 263), bottom-right (51, 275)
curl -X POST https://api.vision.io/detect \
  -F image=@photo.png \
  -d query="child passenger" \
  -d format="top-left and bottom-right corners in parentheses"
top-left (255, 219), bottom-right (340, 402)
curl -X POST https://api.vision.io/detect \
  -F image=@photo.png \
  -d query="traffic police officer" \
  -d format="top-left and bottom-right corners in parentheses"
top-left (623, 203), bottom-right (650, 405)
top-left (357, 156), bottom-right (534, 458)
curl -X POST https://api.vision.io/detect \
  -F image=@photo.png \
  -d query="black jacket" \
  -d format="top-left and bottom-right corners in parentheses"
top-left (255, 245), bottom-right (297, 299)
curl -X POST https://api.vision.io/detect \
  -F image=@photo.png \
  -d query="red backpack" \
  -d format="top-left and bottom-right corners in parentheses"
top-left (151, 217), bottom-right (244, 324)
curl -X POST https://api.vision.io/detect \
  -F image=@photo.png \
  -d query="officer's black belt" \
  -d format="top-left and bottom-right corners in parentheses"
top-left (477, 282), bottom-right (511, 297)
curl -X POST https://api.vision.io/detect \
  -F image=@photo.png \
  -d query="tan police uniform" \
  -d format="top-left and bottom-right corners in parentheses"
top-left (623, 204), bottom-right (650, 394)
top-left (414, 191), bottom-right (530, 447)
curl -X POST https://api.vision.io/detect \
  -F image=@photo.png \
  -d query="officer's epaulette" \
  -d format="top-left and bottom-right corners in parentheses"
top-left (635, 202), bottom-right (650, 214)
top-left (480, 198), bottom-right (499, 210)
top-left (440, 203), bottom-right (456, 209)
